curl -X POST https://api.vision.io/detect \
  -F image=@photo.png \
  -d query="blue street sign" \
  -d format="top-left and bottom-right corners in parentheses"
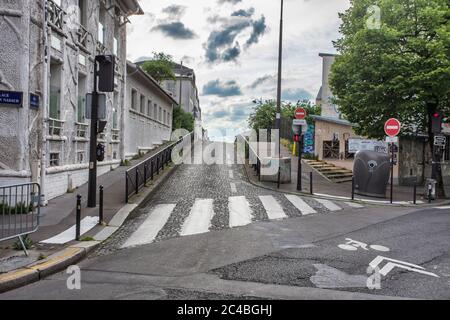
top-left (30, 93), bottom-right (40, 109)
top-left (0, 90), bottom-right (23, 107)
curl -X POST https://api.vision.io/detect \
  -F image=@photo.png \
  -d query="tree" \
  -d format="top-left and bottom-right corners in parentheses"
top-left (248, 99), bottom-right (321, 131)
top-left (330, 0), bottom-right (450, 143)
top-left (172, 105), bottom-right (194, 132)
top-left (141, 52), bottom-right (176, 84)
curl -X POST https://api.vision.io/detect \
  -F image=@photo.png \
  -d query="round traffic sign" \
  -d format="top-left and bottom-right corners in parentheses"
top-left (295, 108), bottom-right (307, 120)
top-left (384, 118), bottom-right (401, 137)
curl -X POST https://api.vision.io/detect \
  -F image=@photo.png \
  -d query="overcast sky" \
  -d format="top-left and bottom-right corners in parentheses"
top-left (127, 0), bottom-right (351, 141)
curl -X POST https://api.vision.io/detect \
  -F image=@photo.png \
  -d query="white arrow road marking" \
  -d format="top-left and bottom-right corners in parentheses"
top-left (314, 198), bottom-right (342, 212)
top-left (285, 195), bottom-right (317, 215)
top-left (344, 202), bottom-right (365, 209)
top-left (121, 204), bottom-right (176, 248)
top-left (41, 216), bottom-right (99, 244)
top-left (369, 256), bottom-right (439, 278)
top-left (229, 170), bottom-right (234, 179)
top-left (230, 183), bottom-right (237, 193)
top-left (180, 199), bottom-right (215, 236)
top-left (228, 196), bottom-right (253, 228)
top-left (259, 195), bottom-right (287, 220)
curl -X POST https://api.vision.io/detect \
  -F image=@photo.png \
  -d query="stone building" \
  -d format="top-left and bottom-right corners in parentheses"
top-left (313, 53), bottom-right (364, 161)
top-left (0, 0), bottom-right (142, 201)
top-left (312, 52), bottom-right (450, 191)
top-left (124, 61), bottom-right (176, 159)
top-left (136, 60), bottom-right (202, 121)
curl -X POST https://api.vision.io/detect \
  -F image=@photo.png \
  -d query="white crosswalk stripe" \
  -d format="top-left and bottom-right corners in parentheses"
top-left (344, 202), bottom-right (365, 209)
top-left (229, 196), bottom-right (253, 228)
top-left (435, 206), bottom-right (450, 210)
top-left (121, 195), bottom-right (359, 247)
top-left (259, 195), bottom-right (287, 220)
top-left (285, 195), bottom-right (317, 215)
top-left (121, 204), bottom-right (176, 248)
top-left (314, 198), bottom-right (343, 211)
top-left (180, 199), bottom-right (215, 236)
top-left (41, 216), bottom-right (99, 244)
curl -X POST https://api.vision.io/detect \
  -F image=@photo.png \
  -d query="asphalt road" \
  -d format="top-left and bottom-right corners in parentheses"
top-left (1, 143), bottom-right (449, 300)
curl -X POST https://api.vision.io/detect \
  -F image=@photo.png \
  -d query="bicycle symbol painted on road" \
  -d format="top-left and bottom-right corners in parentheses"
top-left (338, 238), bottom-right (390, 252)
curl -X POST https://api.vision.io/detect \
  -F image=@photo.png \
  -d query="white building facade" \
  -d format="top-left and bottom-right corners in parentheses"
top-left (124, 61), bottom-right (176, 159)
top-left (0, 0), bottom-right (148, 201)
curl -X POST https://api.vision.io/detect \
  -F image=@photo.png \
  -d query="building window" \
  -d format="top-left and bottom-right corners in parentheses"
top-left (159, 107), bottom-right (162, 122)
top-left (77, 74), bottom-right (86, 123)
top-left (49, 63), bottom-right (62, 120)
top-left (168, 112), bottom-right (171, 125)
top-left (112, 108), bottom-right (118, 129)
top-left (113, 37), bottom-right (118, 55)
top-left (154, 103), bottom-right (157, 120)
top-left (49, 153), bottom-right (60, 167)
top-left (98, 5), bottom-right (106, 44)
top-left (77, 151), bottom-right (85, 164)
top-left (163, 110), bottom-right (166, 124)
top-left (77, 0), bottom-right (87, 26)
top-left (147, 100), bottom-right (152, 117)
top-left (140, 95), bottom-right (146, 114)
top-left (131, 89), bottom-right (137, 110)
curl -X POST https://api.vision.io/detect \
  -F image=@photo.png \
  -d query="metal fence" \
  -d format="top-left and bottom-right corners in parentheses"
top-left (125, 132), bottom-right (194, 203)
top-left (0, 183), bottom-right (41, 252)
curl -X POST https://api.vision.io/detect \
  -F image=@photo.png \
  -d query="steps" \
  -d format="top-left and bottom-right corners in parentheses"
top-left (304, 159), bottom-right (353, 183)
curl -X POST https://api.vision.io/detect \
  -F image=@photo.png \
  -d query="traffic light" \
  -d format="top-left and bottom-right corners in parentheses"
top-left (97, 55), bottom-right (115, 92)
top-left (431, 112), bottom-right (444, 134)
top-left (96, 144), bottom-right (105, 162)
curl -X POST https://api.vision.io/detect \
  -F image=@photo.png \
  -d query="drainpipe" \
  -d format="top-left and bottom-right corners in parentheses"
top-left (40, 0), bottom-right (49, 204)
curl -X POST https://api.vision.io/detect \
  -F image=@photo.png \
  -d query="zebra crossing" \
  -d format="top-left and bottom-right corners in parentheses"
top-left (120, 195), bottom-right (365, 249)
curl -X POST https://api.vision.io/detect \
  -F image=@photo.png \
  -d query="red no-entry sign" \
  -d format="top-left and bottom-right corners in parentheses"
top-left (384, 118), bottom-right (401, 137)
top-left (295, 108), bottom-right (307, 120)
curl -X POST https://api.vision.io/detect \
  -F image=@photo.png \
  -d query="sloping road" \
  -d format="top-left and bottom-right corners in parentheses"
top-left (1, 143), bottom-right (449, 300)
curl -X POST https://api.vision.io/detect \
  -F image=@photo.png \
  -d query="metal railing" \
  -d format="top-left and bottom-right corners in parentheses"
top-left (0, 183), bottom-right (41, 255)
top-left (125, 132), bottom-right (194, 203)
top-left (238, 134), bottom-right (262, 181)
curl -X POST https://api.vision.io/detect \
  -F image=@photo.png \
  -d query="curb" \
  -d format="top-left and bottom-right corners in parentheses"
top-left (0, 163), bottom-right (180, 294)
top-left (241, 162), bottom-right (450, 208)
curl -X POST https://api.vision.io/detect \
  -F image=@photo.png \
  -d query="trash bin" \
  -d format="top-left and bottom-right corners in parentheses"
top-left (424, 178), bottom-right (437, 200)
top-left (353, 150), bottom-right (391, 198)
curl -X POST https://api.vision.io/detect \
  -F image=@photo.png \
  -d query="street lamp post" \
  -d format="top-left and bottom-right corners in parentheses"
top-left (276, 0), bottom-right (284, 188)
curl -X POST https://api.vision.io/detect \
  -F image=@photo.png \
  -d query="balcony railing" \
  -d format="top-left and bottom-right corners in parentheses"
top-left (76, 25), bottom-right (91, 50)
top-left (96, 41), bottom-right (108, 55)
top-left (75, 122), bottom-right (89, 138)
top-left (47, 0), bottom-right (65, 32)
top-left (48, 118), bottom-right (65, 137)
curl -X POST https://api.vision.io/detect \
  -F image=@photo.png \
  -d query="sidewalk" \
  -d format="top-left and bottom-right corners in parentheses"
top-left (0, 142), bottom-right (173, 272)
top-left (247, 144), bottom-right (449, 206)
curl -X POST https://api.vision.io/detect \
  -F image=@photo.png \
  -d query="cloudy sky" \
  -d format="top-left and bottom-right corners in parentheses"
top-left (127, 0), bottom-right (351, 141)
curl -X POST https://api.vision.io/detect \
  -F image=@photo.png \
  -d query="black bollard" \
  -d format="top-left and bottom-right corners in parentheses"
top-left (99, 185), bottom-right (104, 225)
top-left (76, 195), bottom-right (82, 241)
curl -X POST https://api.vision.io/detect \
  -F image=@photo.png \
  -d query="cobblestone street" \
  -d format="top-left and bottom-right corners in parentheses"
top-left (94, 143), bottom-right (371, 255)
